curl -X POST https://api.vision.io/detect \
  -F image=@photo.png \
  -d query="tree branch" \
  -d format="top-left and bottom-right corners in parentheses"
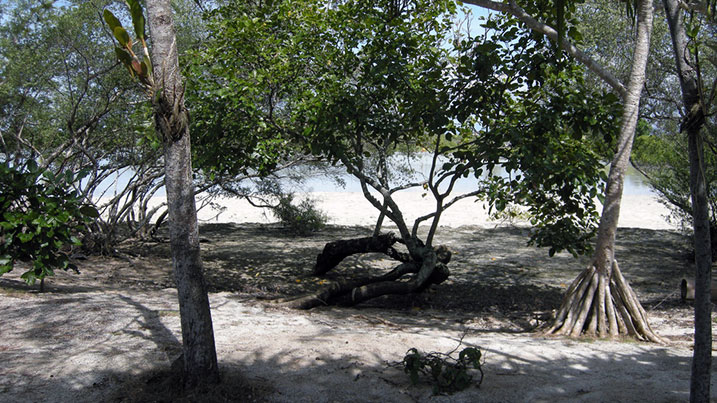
top-left (462, 0), bottom-right (627, 98)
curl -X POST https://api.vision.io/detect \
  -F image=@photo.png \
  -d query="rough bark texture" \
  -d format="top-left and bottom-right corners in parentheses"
top-left (146, 0), bottom-right (219, 387)
top-left (547, 0), bottom-right (662, 342)
top-left (688, 126), bottom-right (713, 402)
top-left (662, 0), bottom-right (712, 399)
top-left (285, 234), bottom-right (450, 309)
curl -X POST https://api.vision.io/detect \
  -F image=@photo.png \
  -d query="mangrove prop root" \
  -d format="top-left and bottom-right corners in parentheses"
top-left (546, 260), bottom-right (665, 343)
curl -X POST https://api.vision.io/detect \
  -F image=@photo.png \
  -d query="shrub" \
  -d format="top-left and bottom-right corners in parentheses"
top-left (488, 202), bottom-right (532, 226)
top-left (270, 193), bottom-right (328, 235)
top-left (0, 160), bottom-right (99, 287)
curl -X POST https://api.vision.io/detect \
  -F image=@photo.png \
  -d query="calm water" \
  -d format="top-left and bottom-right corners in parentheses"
top-left (96, 156), bottom-right (655, 198)
top-left (301, 155), bottom-right (654, 196)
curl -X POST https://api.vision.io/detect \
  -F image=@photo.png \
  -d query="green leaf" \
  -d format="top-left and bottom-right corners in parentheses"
top-left (79, 205), bottom-right (100, 218)
top-left (20, 270), bottom-right (37, 285)
top-left (140, 59), bottom-right (151, 77)
top-left (0, 264), bottom-right (12, 276)
top-left (687, 24), bottom-right (700, 39)
top-left (113, 26), bottom-right (131, 47)
top-left (26, 159), bottom-right (39, 173)
top-left (115, 47), bottom-right (134, 67)
top-left (18, 233), bottom-right (34, 243)
top-left (567, 27), bottom-right (583, 42)
top-left (103, 9), bottom-right (123, 33)
top-left (127, 0), bottom-right (146, 40)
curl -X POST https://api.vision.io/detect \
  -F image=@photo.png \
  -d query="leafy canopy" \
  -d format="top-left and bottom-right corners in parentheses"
top-left (187, 0), bottom-right (619, 256)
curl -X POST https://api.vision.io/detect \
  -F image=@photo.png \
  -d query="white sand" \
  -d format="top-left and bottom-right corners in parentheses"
top-left (2, 190), bottom-right (695, 402)
top-left (194, 191), bottom-right (676, 231)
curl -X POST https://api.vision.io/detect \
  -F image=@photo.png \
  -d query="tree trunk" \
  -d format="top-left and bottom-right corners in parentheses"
top-left (146, 0), bottom-right (219, 387)
top-left (285, 234), bottom-right (451, 309)
top-left (313, 233), bottom-right (406, 275)
top-left (547, 0), bottom-right (662, 342)
top-left (688, 124), bottom-right (713, 402)
top-left (662, 0), bottom-right (712, 399)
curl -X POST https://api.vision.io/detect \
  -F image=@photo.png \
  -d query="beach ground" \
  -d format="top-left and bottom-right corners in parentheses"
top-left (1, 193), bottom-right (713, 402)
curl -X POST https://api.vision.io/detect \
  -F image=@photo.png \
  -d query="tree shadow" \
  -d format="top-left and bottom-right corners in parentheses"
top-left (36, 223), bottom-right (689, 321)
top-left (5, 327), bottom-right (703, 402)
top-left (180, 223), bottom-right (693, 328)
top-left (1, 282), bottom-right (706, 402)
top-left (1, 292), bottom-right (183, 401)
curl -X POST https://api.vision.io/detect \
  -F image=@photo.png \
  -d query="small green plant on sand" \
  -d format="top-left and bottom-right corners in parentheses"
top-left (399, 339), bottom-right (483, 395)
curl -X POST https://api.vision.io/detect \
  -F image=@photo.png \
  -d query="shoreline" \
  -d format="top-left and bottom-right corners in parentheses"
top-left (191, 191), bottom-right (677, 231)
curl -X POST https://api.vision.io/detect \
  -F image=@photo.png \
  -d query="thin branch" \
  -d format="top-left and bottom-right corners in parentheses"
top-left (461, 0), bottom-right (627, 98)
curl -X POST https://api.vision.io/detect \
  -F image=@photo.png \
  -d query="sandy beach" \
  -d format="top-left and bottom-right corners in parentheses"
top-left (2, 190), bottom-right (712, 402)
top-left (195, 191), bottom-right (676, 230)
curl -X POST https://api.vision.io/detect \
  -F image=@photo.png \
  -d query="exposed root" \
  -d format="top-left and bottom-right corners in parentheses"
top-left (546, 259), bottom-right (665, 343)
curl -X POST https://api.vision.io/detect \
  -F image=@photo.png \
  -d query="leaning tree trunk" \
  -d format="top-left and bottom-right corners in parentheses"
top-left (283, 234), bottom-right (451, 309)
top-left (662, 0), bottom-right (712, 399)
top-left (146, 0), bottom-right (219, 387)
top-left (547, 0), bottom-right (662, 342)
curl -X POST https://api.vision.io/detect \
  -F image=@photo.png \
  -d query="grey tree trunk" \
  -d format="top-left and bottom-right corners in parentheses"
top-left (662, 0), bottom-right (712, 399)
top-left (591, 0), bottom-right (652, 278)
top-left (145, 0), bottom-right (219, 387)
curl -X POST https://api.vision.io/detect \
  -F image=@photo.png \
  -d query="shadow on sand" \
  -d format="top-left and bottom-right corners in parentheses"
top-left (1, 289), bottom-right (702, 403)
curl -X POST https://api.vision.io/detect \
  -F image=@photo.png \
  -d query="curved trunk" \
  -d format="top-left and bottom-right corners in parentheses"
top-left (285, 234), bottom-right (451, 309)
top-left (548, 0), bottom-right (663, 342)
top-left (662, 0), bottom-right (712, 400)
top-left (146, 0), bottom-right (219, 387)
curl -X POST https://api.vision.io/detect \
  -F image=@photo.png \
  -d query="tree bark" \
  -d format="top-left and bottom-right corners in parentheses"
top-left (286, 234), bottom-right (450, 309)
top-left (546, 0), bottom-right (662, 342)
top-left (662, 0), bottom-right (712, 399)
top-left (146, 0), bottom-right (219, 387)
top-left (313, 233), bottom-right (406, 275)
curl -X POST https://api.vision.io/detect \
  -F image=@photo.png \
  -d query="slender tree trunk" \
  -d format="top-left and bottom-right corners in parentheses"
top-left (461, 0), bottom-right (661, 341)
top-left (662, 0), bottom-right (712, 399)
top-left (547, 0), bottom-right (662, 342)
top-left (146, 0), bottom-right (219, 387)
top-left (689, 123), bottom-right (713, 402)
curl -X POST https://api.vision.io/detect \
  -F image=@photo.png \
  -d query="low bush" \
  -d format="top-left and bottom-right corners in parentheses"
top-left (270, 193), bottom-right (328, 235)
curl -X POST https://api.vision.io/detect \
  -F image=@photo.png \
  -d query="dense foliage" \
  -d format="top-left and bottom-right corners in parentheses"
top-left (578, 0), bottom-right (717, 241)
top-left (0, 161), bottom-right (98, 286)
top-left (0, 0), bottom-right (168, 252)
top-left (187, 0), bottom-right (619, 256)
